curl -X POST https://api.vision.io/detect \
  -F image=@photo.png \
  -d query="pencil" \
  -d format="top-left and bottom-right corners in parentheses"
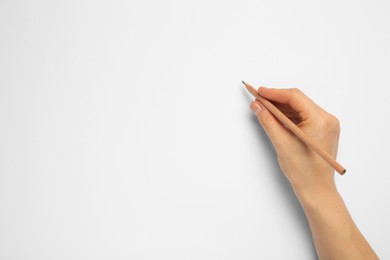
top-left (243, 81), bottom-right (346, 175)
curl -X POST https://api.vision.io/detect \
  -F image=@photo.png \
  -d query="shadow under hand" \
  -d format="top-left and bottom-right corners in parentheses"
top-left (244, 86), bottom-right (317, 258)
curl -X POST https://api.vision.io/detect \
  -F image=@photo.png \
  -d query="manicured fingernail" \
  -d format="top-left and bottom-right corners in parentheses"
top-left (251, 103), bottom-right (262, 115)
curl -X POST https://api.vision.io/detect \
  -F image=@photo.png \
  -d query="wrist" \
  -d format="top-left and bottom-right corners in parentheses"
top-left (291, 180), bottom-right (340, 211)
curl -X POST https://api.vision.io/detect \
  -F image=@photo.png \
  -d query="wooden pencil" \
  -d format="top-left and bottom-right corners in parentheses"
top-left (243, 81), bottom-right (346, 175)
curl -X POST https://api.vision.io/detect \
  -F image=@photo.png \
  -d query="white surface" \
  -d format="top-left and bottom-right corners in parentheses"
top-left (1, 0), bottom-right (389, 259)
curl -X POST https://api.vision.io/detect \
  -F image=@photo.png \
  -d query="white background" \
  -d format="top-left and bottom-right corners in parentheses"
top-left (1, 0), bottom-right (389, 259)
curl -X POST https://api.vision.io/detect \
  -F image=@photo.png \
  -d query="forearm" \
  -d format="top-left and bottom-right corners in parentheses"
top-left (294, 184), bottom-right (378, 260)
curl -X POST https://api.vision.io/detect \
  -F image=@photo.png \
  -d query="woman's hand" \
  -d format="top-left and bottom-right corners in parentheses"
top-left (250, 87), bottom-right (340, 197)
top-left (250, 86), bottom-right (378, 259)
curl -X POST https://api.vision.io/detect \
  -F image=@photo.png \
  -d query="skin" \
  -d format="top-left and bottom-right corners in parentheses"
top-left (250, 87), bottom-right (378, 260)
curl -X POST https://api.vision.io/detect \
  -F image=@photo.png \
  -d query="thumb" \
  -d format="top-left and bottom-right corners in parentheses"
top-left (250, 101), bottom-right (292, 145)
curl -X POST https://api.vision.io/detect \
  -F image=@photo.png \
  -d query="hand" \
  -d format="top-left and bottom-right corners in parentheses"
top-left (250, 87), bottom-right (341, 196)
top-left (250, 86), bottom-right (378, 259)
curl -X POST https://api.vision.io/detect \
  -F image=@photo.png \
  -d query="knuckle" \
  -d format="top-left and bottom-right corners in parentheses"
top-left (323, 113), bottom-right (341, 132)
top-left (259, 110), bottom-right (272, 126)
top-left (330, 115), bottom-right (341, 131)
top-left (259, 110), bottom-right (269, 123)
top-left (289, 88), bottom-right (302, 95)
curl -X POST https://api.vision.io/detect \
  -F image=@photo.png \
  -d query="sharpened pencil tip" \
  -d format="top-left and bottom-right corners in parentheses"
top-left (241, 80), bottom-right (245, 85)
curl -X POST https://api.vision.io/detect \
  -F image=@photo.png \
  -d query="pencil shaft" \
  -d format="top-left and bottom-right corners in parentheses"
top-left (243, 82), bottom-right (346, 175)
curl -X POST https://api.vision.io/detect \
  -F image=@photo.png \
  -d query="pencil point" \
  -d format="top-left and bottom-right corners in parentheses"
top-left (242, 80), bottom-right (245, 85)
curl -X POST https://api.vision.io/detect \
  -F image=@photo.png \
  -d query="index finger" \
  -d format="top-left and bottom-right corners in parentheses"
top-left (258, 87), bottom-right (321, 116)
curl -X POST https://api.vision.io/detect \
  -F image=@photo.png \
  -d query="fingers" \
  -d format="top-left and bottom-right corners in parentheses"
top-left (258, 87), bottom-right (320, 116)
top-left (250, 101), bottom-right (292, 144)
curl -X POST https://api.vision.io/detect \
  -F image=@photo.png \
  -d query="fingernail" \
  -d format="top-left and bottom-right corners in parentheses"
top-left (251, 103), bottom-right (262, 115)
